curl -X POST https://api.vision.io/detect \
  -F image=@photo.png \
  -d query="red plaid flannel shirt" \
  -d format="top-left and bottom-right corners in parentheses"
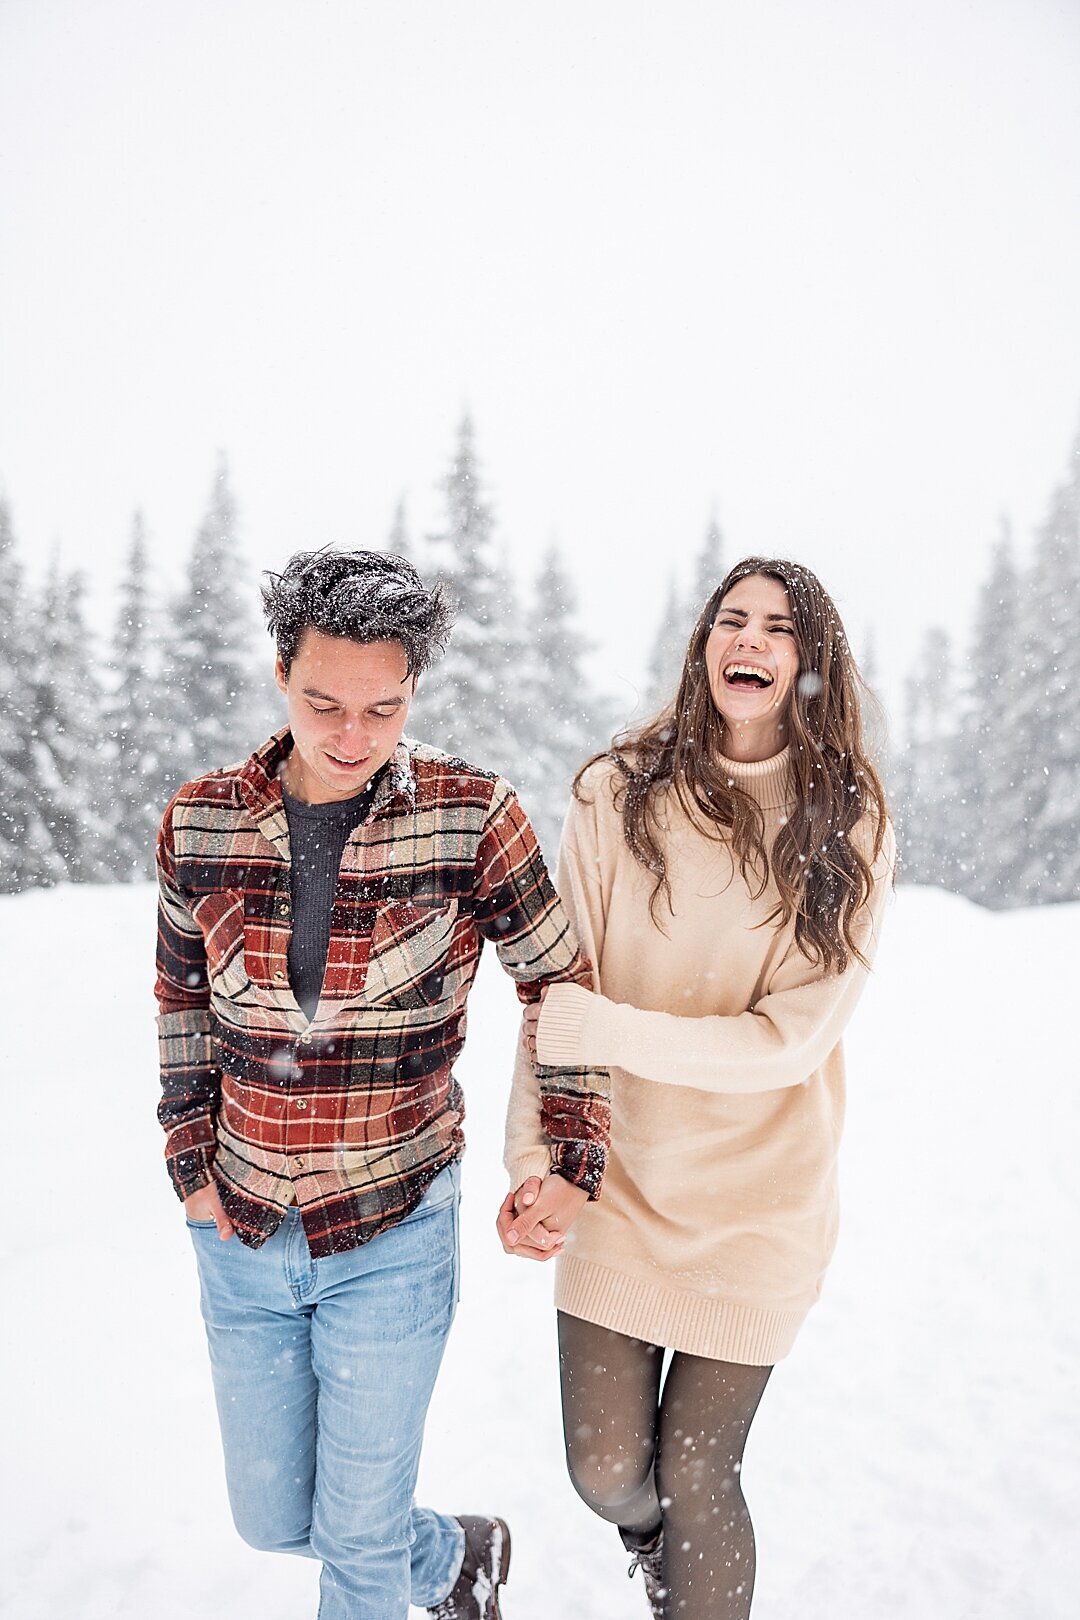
top-left (155, 730), bottom-right (610, 1257)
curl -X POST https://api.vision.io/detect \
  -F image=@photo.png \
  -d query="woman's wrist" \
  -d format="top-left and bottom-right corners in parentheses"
top-left (536, 981), bottom-right (598, 1067)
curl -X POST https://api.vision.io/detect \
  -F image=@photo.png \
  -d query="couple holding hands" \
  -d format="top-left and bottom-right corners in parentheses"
top-left (156, 545), bottom-right (892, 1620)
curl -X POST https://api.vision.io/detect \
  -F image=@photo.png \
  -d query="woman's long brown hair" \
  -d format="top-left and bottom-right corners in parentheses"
top-left (577, 557), bottom-right (890, 973)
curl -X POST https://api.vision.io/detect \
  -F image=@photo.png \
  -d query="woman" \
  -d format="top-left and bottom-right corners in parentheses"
top-left (500, 558), bottom-right (895, 1619)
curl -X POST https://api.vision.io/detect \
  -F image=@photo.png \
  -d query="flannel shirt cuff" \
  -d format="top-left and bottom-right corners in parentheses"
top-left (166, 1145), bottom-right (216, 1202)
top-left (551, 1141), bottom-right (606, 1201)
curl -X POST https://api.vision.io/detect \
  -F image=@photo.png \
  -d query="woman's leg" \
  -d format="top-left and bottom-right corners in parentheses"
top-left (655, 1352), bottom-right (773, 1619)
top-left (557, 1311), bottom-right (665, 1541)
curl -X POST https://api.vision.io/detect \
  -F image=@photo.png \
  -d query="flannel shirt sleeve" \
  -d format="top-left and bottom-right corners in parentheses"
top-left (474, 779), bottom-right (610, 1199)
top-left (154, 797), bottom-right (220, 1200)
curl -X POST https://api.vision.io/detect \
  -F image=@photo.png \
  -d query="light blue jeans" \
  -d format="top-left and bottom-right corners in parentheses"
top-left (188, 1162), bottom-right (465, 1619)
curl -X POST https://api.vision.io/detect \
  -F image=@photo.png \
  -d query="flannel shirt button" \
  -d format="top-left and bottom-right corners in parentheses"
top-left (293, 1156), bottom-right (304, 1169)
top-left (273, 969), bottom-right (286, 981)
top-left (278, 902), bottom-right (290, 917)
top-left (296, 1098), bottom-right (308, 1110)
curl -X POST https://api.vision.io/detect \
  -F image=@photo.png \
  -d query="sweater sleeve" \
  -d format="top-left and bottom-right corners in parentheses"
top-left (536, 821), bottom-right (896, 1095)
top-left (503, 787), bottom-right (610, 1191)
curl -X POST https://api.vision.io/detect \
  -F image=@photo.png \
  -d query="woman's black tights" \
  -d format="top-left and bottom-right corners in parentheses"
top-left (558, 1311), bottom-right (773, 1619)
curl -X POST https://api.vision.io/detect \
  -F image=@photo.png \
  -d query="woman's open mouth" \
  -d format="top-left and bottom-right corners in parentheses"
top-left (722, 662), bottom-right (774, 690)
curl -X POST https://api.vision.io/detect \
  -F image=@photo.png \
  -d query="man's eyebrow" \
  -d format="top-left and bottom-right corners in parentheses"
top-left (300, 686), bottom-right (407, 707)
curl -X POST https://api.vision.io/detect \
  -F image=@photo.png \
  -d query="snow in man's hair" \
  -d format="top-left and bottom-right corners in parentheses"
top-left (261, 548), bottom-right (454, 676)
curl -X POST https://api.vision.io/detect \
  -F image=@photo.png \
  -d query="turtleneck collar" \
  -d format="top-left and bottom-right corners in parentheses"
top-left (714, 745), bottom-right (792, 811)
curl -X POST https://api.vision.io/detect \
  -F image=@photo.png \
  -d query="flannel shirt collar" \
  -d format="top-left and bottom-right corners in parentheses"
top-left (237, 728), bottom-right (418, 833)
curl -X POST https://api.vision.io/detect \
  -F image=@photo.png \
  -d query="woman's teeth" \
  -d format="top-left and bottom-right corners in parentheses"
top-left (724, 663), bottom-right (773, 687)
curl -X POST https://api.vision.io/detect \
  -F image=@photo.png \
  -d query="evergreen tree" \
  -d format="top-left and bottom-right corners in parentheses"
top-left (1016, 427), bottom-right (1080, 902)
top-left (643, 573), bottom-right (686, 714)
top-left (0, 499), bottom-right (58, 891)
top-left (860, 625), bottom-right (879, 691)
top-left (643, 516), bottom-right (724, 716)
top-left (894, 628), bottom-right (966, 890)
top-left (409, 416), bottom-right (528, 782)
top-left (960, 521), bottom-right (1025, 906)
top-left (167, 456), bottom-right (266, 787)
top-left (102, 512), bottom-right (173, 879)
top-left (386, 496), bottom-right (418, 567)
top-left (516, 546), bottom-right (617, 860)
top-left (857, 625), bottom-right (890, 771)
top-left (688, 510), bottom-right (724, 620)
top-left (28, 557), bottom-right (111, 882)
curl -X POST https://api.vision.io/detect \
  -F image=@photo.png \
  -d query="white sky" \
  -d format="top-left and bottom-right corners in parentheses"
top-left (2, 0), bottom-right (1078, 722)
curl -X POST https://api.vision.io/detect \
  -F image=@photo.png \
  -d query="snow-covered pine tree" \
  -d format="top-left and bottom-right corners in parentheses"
top-left (167, 457), bottom-right (267, 787)
top-left (642, 516), bottom-right (724, 716)
top-left (408, 415), bottom-right (529, 783)
top-left (857, 625), bottom-right (890, 772)
top-left (0, 498), bottom-right (57, 891)
top-left (515, 546), bottom-right (617, 861)
top-left (102, 512), bottom-right (174, 879)
top-left (386, 497), bottom-right (419, 568)
top-left (893, 628), bottom-right (966, 889)
top-left (860, 626), bottom-right (879, 692)
top-left (960, 521), bottom-right (1025, 907)
top-left (28, 557), bottom-right (112, 882)
top-left (643, 573), bottom-right (687, 715)
top-left (688, 510), bottom-right (724, 621)
top-left (1014, 427), bottom-right (1080, 903)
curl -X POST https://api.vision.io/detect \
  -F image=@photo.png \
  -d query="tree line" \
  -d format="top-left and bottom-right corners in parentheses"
top-left (2, 414), bottom-right (1077, 905)
top-left (892, 425), bottom-right (1080, 907)
top-left (0, 420), bottom-right (617, 892)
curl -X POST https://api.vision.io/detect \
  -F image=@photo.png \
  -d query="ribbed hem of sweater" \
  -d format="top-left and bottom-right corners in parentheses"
top-left (556, 1254), bottom-right (806, 1366)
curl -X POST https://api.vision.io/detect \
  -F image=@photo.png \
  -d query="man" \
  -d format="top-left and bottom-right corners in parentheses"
top-left (155, 549), bottom-right (610, 1619)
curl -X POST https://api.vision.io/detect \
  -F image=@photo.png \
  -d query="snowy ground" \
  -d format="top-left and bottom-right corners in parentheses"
top-left (2, 882), bottom-right (1078, 1619)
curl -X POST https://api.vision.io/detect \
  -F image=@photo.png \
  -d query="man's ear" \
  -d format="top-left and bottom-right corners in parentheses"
top-left (274, 653), bottom-right (288, 696)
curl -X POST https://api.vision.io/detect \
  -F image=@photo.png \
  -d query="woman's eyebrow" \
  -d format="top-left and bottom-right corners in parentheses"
top-left (717, 607), bottom-right (793, 624)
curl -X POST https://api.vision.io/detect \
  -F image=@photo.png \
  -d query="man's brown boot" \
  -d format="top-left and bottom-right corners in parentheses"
top-left (427, 1516), bottom-right (511, 1619)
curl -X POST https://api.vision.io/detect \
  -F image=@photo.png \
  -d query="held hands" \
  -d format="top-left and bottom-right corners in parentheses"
top-left (505, 987), bottom-right (587, 1259)
top-left (183, 1181), bottom-right (235, 1241)
top-left (496, 1173), bottom-right (589, 1262)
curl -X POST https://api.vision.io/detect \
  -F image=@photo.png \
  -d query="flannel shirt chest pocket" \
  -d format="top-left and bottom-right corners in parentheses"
top-left (189, 888), bottom-right (250, 995)
top-left (363, 898), bottom-right (460, 1008)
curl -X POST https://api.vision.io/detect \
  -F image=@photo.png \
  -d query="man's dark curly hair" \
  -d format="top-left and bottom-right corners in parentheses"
top-left (261, 548), bottom-right (454, 677)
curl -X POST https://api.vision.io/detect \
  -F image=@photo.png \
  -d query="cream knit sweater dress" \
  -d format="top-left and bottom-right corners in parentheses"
top-left (504, 749), bottom-right (896, 1366)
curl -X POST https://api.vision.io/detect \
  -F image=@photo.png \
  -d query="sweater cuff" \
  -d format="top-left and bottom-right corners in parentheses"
top-left (507, 1147), bottom-right (554, 1192)
top-left (536, 982), bottom-right (596, 1068)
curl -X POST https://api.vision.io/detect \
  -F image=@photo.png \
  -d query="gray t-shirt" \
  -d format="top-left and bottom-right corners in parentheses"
top-left (282, 774), bottom-right (381, 1021)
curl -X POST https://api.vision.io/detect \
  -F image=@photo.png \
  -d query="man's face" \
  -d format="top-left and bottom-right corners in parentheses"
top-left (275, 629), bottom-right (415, 803)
